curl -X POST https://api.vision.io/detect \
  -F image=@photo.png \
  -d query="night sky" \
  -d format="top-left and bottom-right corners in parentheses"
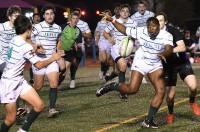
top-left (47, 0), bottom-right (200, 32)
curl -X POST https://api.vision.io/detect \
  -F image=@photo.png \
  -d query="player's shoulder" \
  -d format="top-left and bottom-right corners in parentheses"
top-left (78, 19), bottom-right (88, 25)
top-left (145, 10), bottom-right (154, 16)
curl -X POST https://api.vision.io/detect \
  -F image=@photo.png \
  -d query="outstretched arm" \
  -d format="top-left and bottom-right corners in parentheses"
top-left (100, 12), bottom-right (127, 35)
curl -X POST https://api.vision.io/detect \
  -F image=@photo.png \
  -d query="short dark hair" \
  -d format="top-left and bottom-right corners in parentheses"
top-left (120, 4), bottom-right (131, 12)
top-left (6, 5), bottom-right (21, 18)
top-left (14, 15), bottom-right (32, 35)
top-left (104, 10), bottom-right (112, 16)
top-left (114, 3), bottom-right (121, 9)
top-left (155, 12), bottom-right (168, 22)
top-left (147, 17), bottom-right (160, 26)
top-left (41, 4), bottom-right (56, 15)
top-left (71, 8), bottom-right (81, 14)
top-left (33, 13), bottom-right (40, 18)
top-left (138, 0), bottom-right (147, 7)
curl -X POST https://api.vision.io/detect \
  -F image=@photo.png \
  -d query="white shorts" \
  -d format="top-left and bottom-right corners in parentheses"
top-left (98, 40), bottom-right (111, 54)
top-left (111, 43), bottom-right (120, 61)
top-left (0, 77), bottom-right (32, 103)
top-left (32, 58), bottom-right (59, 75)
top-left (131, 55), bottom-right (163, 75)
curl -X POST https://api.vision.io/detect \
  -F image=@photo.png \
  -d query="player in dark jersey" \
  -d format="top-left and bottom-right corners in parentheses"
top-left (156, 12), bottom-right (200, 124)
top-left (58, 12), bottom-right (82, 87)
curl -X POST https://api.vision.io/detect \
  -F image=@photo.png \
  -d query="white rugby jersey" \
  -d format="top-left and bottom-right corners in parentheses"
top-left (131, 10), bottom-right (154, 27)
top-left (0, 21), bottom-right (16, 62)
top-left (76, 19), bottom-right (91, 43)
top-left (196, 26), bottom-right (200, 49)
top-left (95, 20), bottom-right (110, 42)
top-left (2, 36), bottom-right (39, 79)
top-left (126, 27), bottom-right (173, 64)
top-left (32, 21), bottom-right (61, 58)
top-left (105, 18), bottom-right (137, 44)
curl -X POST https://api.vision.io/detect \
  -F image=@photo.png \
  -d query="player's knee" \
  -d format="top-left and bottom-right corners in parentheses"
top-left (128, 85), bottom-right (138, 94)
top-left (34, 101), bottom-right (44, 112)
top-left (5, 116), bottom-right (16, 126)
top-left (34, 85), bottom-right (43, 91)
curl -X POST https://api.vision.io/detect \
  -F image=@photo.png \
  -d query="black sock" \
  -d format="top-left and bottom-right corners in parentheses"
top-left (100, 62), bottom-right (104, 72)
top-left (168, 105), bottom-right (174, 114)
top-left (0, 121), bottom-right (11, 132)
top-left (70, 64), bottom-right (78, 80)
top-left (49, 88), bottom-right (57, 109)
top-left (108, 71), bottom-right (117, 80)
top-left (58, 74), bottom-right (65, 86)
top-left (16, 98), bottom-right (20, 109)
top-left (119, 71), bottom-right (125, 83)
top-left (189, 97), bottom-right (195, 103)
top-left (147, 106), bottom-right (159, 121)
top-left (29, 68), bottom-right (33, 80)
top-left (110, 83), bottom-right (120, 91)
top-left (21, 109), bottom-right (40, 131)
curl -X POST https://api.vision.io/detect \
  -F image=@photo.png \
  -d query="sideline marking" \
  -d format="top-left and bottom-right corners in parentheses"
top-left (95, 94), bottom-right (200, 132)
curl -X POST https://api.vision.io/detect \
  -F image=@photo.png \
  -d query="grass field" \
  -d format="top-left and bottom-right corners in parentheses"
top-left (1, 65), bottom-right (200, 132)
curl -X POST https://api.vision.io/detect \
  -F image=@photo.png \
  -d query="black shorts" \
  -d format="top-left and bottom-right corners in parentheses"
top-left (164, 60), bottom-right (194, 86)
top-left (63, 47), bottom-right (83, 62)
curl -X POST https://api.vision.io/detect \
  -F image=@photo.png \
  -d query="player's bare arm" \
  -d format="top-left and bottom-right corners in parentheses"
top-left (100, 12), bottom-right (127, 35)
top-left (157, 44), bottom-right (173, 63)
top-left (173, 40), bottom-right (186, 53)
top-left (94, 31), bottom-right (100, 45)
top-left (82, 32), bottom-right (92, 39)
top-left (103, 31), bottom-right (115, 44)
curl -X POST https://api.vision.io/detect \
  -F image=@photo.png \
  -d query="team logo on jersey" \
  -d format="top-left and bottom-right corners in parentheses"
top-left (29, 50), bottom-right (35, 56)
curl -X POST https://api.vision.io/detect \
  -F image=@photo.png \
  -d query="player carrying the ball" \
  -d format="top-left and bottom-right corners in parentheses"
top-left (96, 12), bottom-right (173, 128)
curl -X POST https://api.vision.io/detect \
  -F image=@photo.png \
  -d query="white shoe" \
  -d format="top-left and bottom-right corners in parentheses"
top-left (48, 108), bottom-right (59, 118)
top-left (142, 77), bottom-right (148, 84)
top-left (69, 80), bottom-right (75, 88)
top-left (17, 128), bottom-right (26, 132)
top-left (99, 71), bottom-right (104, 80)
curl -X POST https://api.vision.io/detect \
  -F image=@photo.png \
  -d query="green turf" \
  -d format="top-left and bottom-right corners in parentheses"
top-left (1, 66), bottom-right (200, 132)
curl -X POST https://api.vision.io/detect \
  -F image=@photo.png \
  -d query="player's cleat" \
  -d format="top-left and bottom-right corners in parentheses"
top-left (119, 93), bottom-right (128, 100)
top-left (96, 83), bottom-right (114, 97)
top-left (16, 128), bottom-right (26, 132)
top-left (166, 114), bottom-right (174, 124)
top-left (69, 80), bottom-right (75, 89)
top-left (141, 119), bottom-right (158, 129)
top-left (190, 103), bottom-right (200, 116)
top-left (17, 108), bottom-right (27, 118)
top-left (104, 76), bottom-right (118, 86)
top-left (99, 71), bottom-right (104, 80)
top-left (48, 108), bottom-right (59, 118)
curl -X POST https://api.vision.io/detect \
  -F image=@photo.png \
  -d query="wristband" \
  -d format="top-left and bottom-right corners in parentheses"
top-left (112, 18), bottom-right (116, 23)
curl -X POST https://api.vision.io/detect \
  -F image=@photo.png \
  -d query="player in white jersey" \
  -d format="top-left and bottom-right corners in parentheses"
top-left (95, 10), bottom-right (112, 80)
top-left (96, 14), bottom-right (173, 128)
top-left (28, 13), bottom-right (41, 85)
top-left (0, 15), bottom-right (62, 132)
top-left (103, 4), bottom-right (137, 100)
top-left (131, 0), bottom-right (154, 27)
top-left (0, 5), bottom-right (21, 78)
top-left (196, 26), bottom-right (200, 51)
top-left (31, 4), bottom-right (62, 118)
top-left (131, 0), bottom-right (154, 83)
top-left (69, 8), bottom-right (92, 88)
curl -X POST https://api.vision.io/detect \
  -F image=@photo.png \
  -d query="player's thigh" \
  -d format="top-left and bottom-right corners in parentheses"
top-left (99, 50), bottom-right (107, 62)
top-left (33, 74), bottom-right (45, 90)
top-left (148, 68), bottom-right (165, 92)
top-left (20, 88), bottom-right (44, 112)
top-left (58, 58), bottom-right (66, 71)
top-left (117, 58), bottom-right (127, 71)
top-left (129, 70), bottom-right (143, 90)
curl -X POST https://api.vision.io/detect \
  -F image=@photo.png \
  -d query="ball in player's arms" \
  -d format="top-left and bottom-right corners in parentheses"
top-left (119, 37), bottom-right (134, 57)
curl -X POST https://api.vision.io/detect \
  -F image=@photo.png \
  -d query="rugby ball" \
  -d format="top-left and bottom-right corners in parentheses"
top-left (119, 37), bottom-right (134, 57)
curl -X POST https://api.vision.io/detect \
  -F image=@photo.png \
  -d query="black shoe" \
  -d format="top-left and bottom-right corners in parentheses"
top-left (141, 119), bottom-right (158, 129)
top-left (29, 79), bottom-right (34, 85)
top-left (104, 75), bottom-right (110, 82)
top-left (16, 108), bottom-right (27, 118)
top-left (96, 83), bottom-right (114, 97)
top-left (119, 93), bottom-right (128, 100)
